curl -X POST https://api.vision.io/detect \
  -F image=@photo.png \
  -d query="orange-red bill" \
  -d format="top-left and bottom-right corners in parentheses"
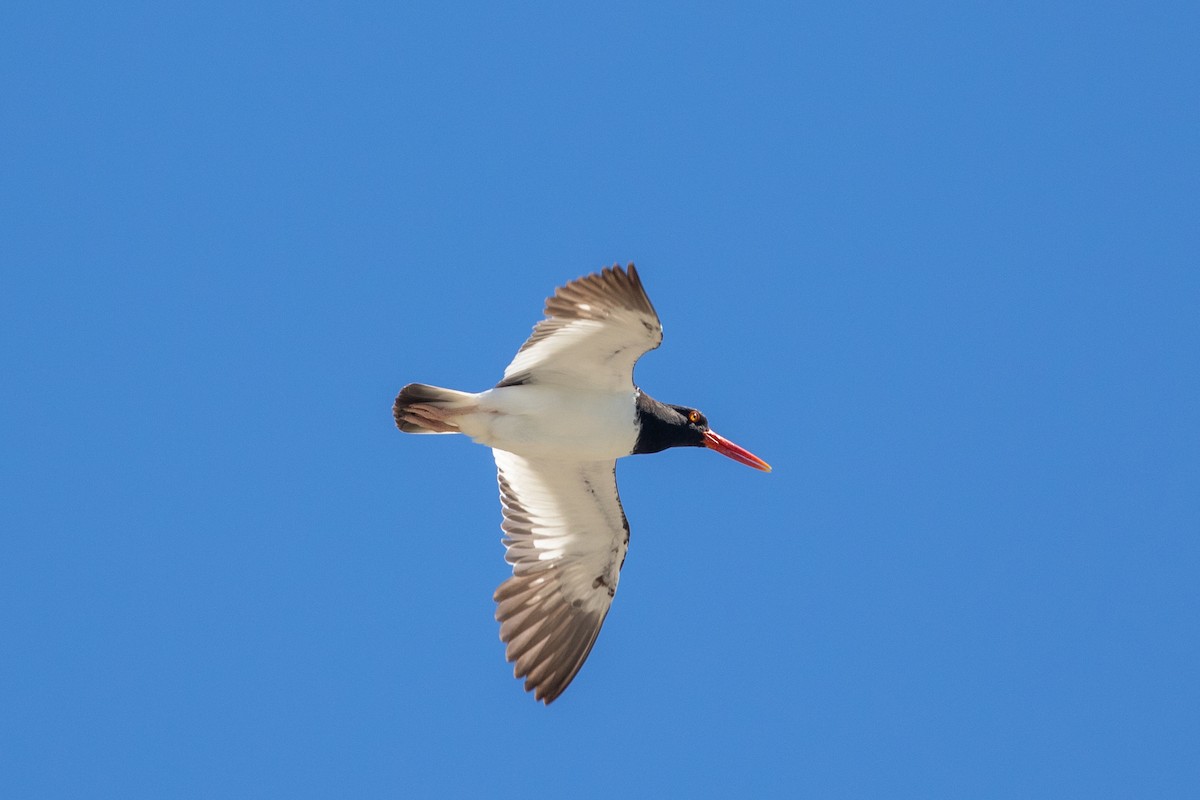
top-left (704, 430), bottom-right (772, 472)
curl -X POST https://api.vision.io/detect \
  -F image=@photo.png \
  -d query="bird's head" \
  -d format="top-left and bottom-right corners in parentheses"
top-left (663, 403), bottom-right (711, 445)
top-left (634, 396), bottom-right (771, 472)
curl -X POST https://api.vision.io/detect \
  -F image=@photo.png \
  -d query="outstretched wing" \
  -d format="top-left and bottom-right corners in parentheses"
top-left (499, 263), bottom-right (663, 391)
top-left (492, 448), bottom-right (630, 704)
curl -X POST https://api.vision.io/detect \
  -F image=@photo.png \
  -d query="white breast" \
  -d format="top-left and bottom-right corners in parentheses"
top-left (458, 385), bottom-right (639, 461)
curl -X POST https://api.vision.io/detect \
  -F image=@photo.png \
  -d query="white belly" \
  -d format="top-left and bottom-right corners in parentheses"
top-left (459, 385), bottom-right (638, 461)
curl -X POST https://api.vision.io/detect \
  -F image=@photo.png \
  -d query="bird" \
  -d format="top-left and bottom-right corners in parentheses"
top-left (392, 263), bottom-right (770, 704)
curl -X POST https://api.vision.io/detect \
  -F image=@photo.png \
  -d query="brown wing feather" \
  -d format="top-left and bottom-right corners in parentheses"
top-left (519, 263), bottom-right (659, 353)
top-left (494, 571), bottom-right (607, 703)
top-left (492, 452), bottom-right (629, 704)
top-left (499, 263), bottom-right (663, 390)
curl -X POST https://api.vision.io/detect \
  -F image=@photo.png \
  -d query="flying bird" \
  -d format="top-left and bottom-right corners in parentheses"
top-left (393, 264), bottom-right (770, 704)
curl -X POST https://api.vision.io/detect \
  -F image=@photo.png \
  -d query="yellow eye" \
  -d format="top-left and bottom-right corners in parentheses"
top-left (688, 410), bottom-right (702, 424)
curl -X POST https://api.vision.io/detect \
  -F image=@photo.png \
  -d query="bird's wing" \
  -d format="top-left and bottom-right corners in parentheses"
top-left (492, 448), bottom-right (630, 704)
top-left (499, 263), bottom-right (663, 391)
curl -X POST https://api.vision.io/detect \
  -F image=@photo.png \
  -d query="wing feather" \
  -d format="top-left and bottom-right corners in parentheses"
top-left (499, 263), bottom-right (663, 391)
top-left (492, 449), bottom-right (630, 704)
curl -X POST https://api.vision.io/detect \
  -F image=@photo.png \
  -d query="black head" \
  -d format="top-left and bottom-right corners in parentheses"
top-left (633, 395), bottom-right (708, 453)
top-left (633, 392), bottom-right (771, 471)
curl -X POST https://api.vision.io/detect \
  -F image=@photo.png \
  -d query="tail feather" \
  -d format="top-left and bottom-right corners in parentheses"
top-left (393, 383), bottom-right (476, 434)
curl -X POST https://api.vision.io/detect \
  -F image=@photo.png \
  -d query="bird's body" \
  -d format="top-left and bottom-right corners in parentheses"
top-left (393, 264), bottom-right (769, 704)
top-left (456, 384), bottom-right (640, 462)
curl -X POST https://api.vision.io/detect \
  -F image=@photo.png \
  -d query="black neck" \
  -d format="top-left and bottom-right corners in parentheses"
top-left (633, 392), bottom-right (705, 455)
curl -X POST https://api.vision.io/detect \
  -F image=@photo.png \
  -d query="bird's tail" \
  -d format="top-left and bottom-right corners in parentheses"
top-left (393, 383), bottom-right (478, 434)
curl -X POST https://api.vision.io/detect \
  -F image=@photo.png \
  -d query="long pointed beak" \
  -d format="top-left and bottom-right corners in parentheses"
top-left (703, 430), bottom-right (772, 472)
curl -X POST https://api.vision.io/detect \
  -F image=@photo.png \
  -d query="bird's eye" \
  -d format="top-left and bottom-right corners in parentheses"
top-left (688, 410), bottom-right (702, 425)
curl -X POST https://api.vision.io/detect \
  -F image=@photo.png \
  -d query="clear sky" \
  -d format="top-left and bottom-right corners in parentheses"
top-left (3, 2), bottom-right (1198, 798)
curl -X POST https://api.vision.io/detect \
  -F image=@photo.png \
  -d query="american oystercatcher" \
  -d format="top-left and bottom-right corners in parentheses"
top-left (393, 264), bottom-right (770, 704)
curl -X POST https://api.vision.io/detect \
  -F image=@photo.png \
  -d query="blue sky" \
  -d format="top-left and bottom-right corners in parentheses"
top-left (3, 2), bottom-right (1198, 797)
